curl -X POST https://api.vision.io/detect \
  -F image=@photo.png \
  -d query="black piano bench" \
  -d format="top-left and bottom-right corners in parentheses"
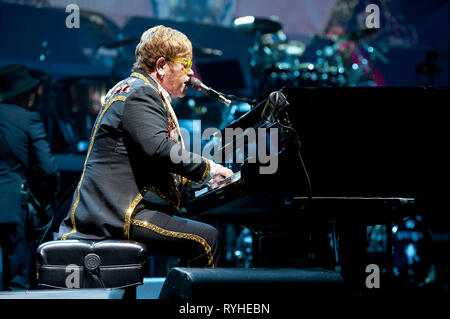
top-left (36, 240), bottom-right (148, 299)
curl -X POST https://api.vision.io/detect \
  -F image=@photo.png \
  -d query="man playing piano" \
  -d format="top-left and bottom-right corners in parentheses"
top-left (57, 25), bottom-right (233, 268)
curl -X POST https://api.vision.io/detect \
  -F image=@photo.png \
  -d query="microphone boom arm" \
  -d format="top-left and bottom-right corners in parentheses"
top-left (187, 77), bottom-right (256, 107)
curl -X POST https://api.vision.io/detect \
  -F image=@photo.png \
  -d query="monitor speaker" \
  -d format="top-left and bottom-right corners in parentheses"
top-left (159, 267), bottom-right (345, 300)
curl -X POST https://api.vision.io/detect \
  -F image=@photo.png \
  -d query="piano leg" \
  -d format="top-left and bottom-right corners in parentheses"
top-left (336, 218), bottom-right (367, 293)
top-left (335, 217), bottom-right (396, 293)
top-left (249, 223), bottom-right (337, 269)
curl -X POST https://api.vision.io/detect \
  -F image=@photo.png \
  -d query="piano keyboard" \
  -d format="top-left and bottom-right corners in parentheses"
top-left (195, 171), bottom-right (241, 198)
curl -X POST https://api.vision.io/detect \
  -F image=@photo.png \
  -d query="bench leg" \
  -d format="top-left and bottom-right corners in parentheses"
top-left (123, 286), bottom-right (137, 299)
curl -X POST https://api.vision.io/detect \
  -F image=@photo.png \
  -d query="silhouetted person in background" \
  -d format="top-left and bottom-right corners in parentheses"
top-left (0, 64), bottom-right (59, 290)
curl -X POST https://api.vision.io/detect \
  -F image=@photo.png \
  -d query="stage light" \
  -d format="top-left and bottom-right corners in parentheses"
top-left (233, 16), bottom-right (255, 26)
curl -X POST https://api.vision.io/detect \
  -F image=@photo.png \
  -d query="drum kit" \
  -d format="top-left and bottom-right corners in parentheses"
top-left (232, 16), bottom-right (385, 98)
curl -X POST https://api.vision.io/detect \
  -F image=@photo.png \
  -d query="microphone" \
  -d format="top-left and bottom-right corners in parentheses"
top-left (261, 90), bottom-right (289, 123)
top-left (187, 77), bottom-right (231, 106)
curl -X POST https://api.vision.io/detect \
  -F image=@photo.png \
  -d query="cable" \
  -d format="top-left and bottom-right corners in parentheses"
top-left (276, 116), bottom-right (313, 202)
top-left (258, 92), bottom-right (312, 200)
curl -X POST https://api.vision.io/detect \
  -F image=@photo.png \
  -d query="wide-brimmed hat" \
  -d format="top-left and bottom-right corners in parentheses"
top-left (0, 64), bottom-right (40, 99)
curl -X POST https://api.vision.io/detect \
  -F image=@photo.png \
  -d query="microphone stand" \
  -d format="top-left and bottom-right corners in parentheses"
top-left (221, 93), bottom-right (258, 107)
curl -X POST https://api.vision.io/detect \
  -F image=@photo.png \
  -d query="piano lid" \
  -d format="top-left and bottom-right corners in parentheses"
top-left (283, 86), bottom-right (449, 199)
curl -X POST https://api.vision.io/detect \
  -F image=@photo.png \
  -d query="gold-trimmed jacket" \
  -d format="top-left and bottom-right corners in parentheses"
top-left (58, 72), bottom-right (210, 241)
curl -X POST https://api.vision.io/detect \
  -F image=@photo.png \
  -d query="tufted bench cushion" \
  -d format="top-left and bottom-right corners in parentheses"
top-left (36, 240), bottom-right (148, 289)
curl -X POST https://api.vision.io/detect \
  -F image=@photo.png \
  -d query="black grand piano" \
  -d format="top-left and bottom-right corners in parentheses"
top-left (180, 86), bottom-right (449, 291)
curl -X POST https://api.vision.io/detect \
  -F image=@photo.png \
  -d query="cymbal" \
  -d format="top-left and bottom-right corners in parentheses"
top-left (193, 47), bottom-right (223, 58)
top-left (270, 40), bottom-right (306, 56)
top-left (98, 36), bottom-right (139, 49)
top-left (233, 16), bottom-right (282, 35)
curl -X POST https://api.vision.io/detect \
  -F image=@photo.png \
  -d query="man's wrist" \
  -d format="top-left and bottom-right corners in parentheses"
top-left (204, 159), bottom-right (217, 184)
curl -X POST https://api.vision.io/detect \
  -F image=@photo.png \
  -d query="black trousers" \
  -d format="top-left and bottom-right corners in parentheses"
top-left (129, 209), bottom-right (223, 268)
top-left (0, 207), bottom-right (35, 290)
